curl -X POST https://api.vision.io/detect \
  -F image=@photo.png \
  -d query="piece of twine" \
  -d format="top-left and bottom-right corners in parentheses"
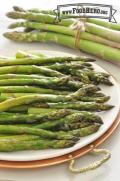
top-left (68, 145), bottom-right (111, 174)
top-left (70, 18), bottom-right (86, 48)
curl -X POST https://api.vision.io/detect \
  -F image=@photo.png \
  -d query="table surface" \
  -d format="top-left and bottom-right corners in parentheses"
top-left (0, 0), bottom-right (120, 180)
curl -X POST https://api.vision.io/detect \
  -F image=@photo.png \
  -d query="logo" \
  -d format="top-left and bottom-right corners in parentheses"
top-left (54, 3), bottom-right (117, 23)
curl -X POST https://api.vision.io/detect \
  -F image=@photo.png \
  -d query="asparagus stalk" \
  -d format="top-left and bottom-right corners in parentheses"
top-left (0, 125), bottom-right (79, 140)
top-left (0, 86), bottom-right (70, 94)
top-left (0, 74), bottom-right (85, 91)
top-left (0, 139), bottom-right (76, 151)
top-left (0, 124), bottom-right (100, 151)
top-left (0, 134), bottom-right (40, 141)
top-left (87, 18), bottom-right (120, 31)
top-left (6, 11), bottom-right (75, 26)
top-left (0, 56), bottom-right (95, 67)
top-left (28, 101), bottom-right (113, 111)
top-left (33, 112), bottom-right (102, 131)
top-left (0, 85), bottom-right (99, 112)
top-left (46, 62), bottom-right (93, 73)
top-left (12, 6), bottom-right (120, 32)
top-left (13, 6), bottom-right (54, 15)
top-left (8, 21), bottom-right (120, 48)
top-left (4, 31), bottom-right (120, 64)
top-left (27, 108), bottom-right (102, 124)
top-left (0, 111), bottom-right (103, 125)
top-left (0, 77), bottom-right (70, 88)
top-left (0, 74), bottom-right (57, 80)
top-left (34, 121), bottom-right (93, 131)
top-left (70, 69), bottom-right (112, 85)
top-left (0, 93), bottom-right (110, 103)
top-left (6, 11), bottom-right (120, 42)
top-left (0, 65), bottom-right (65, 77)
top-left (0, 109), bottom-right (71, 124)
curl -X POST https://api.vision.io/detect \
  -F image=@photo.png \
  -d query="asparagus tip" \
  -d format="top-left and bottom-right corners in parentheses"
top-left (13, 6), bottom-right (25, 12)
top-left (8, 23), bottom-right (17, 29)
top-left (63, 140), bottom-right (77, 148)
top-left (104, 104), bottom-right (114, 110)
top-left (6, 11), bottom-right (19, 19)
top-left (3, 31), bottom-right (20, 41)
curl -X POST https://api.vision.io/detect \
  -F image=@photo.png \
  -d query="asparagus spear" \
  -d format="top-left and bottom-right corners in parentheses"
top-left (0, 75), bottom-right (85, 91)
top-left (0, 85), bottom-right (98, 112)
top-left (46, 62), bottom-right (93, 73)
top-left (0, 93), bottom-right (110, 103)
top-left (34, 121), bottom-right (93, 131)
top-left (0, 125), bottom-right (78, 140)
top-left (8, 21), bottom-right (120, 49)
top-left (0, 124), bottom-right (100, 151)
top-left (0, 86), bottom-right (70, 94)
top-left (12, 6), bottom-right (120, 33)
top-left (0, 134), bottom-right (40, 141)
top-left (0, 109), bottom-right (103, 126)
top-left (0, 77), bottom-right (69, 88)
top-left (33, 112), bottom-right (102, 131)
top-left (70, 69), bottom-right (113, 85)
top-left (0, 109), bottom-right (71, 124)
top-left (4, 31), bottom-right (120, 64)
top-left (6, 11), bottom-right (76, 26)
top-left (71, 124), bottom-right (101, 137)
top-left (13, 6), bottom-right (54, 15)
top-left (0, 56), bottom-right (95, 66)
top-left (28, 101), bottom-right (113, 111)
top-left (87, 18), bottom-right (120, 31)
top-left (0, 74), bottom-right (57, 80)
top-left (0, 139), bottom-right (76, 152)
top-left (11, 6), bottom-right (120, 31)
top-left (12, 6), bottom-right (120, 31)
top-left (6, 11), bottom-right (120, 42)
top-left (0, 65), bottom-right (65, 77)
top-left (28, 109), bottom-right (103, 124)
top-left (0, 84), bottom-right (100, 112)
top-left (17, 4), bottom-right (119, 31)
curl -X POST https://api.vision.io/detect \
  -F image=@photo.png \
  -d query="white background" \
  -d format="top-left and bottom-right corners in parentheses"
top-left (0, 0), bottom-right (120, 181)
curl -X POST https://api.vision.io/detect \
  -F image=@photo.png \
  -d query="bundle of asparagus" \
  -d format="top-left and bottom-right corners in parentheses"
top-left (3, 6), bottom-right (120, 65)
top-left (0, 50), bottom-right (114, 152)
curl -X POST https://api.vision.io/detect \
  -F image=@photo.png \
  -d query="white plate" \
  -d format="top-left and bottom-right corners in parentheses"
top-left (0, 50), bottom-right (120, 162)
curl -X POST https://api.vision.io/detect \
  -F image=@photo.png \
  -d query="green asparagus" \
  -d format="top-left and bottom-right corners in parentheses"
top-left (6, 11), bottom-right (120, 42)
top-left (0, 86), bottom-right (70, 94)
top-left (0, 65), bottom-right (64, 77)
top-left (0, 77), bottom-right (69, 88)
top-left (0, 109), bottom-right (71, 124)
top-left (4, 31), bottom-right (120, 64)
top-left (0, 84), bottom-right (100, 112)
top-left (70, 69), bottom-right (113, 85)
top-left (0, 93), bottom-right (110, 103)
top-left (8, 21), bottom-right (120, 49)
top-left (0, 56), bottom-right (95, 67)
top-left (28, 101), bottom-right (113, 111)
top-left (12, 6), bottom-right (120, 31)
top-left (33, 112), bottom-right (102, 131)
top-left (0, 139), bottom-right (76, 152)
top-left (0, 125), bottom-right (79, 140)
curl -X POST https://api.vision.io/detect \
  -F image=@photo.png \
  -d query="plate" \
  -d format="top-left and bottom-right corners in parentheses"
top-left (0, 50), bottom-right (119, 162)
